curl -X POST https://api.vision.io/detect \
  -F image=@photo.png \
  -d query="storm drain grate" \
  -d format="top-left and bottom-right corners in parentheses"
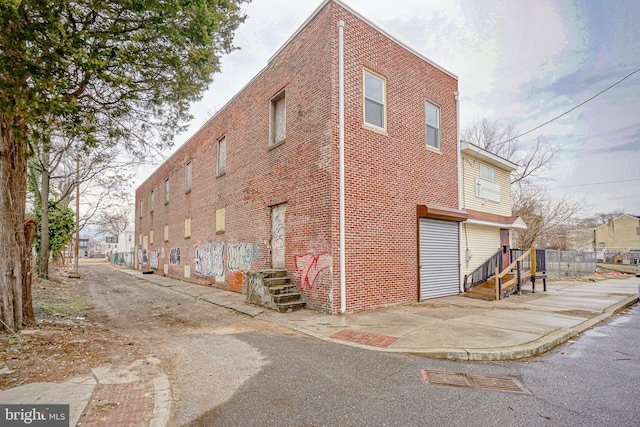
top-left (421, 370), bottom-right (530, 394)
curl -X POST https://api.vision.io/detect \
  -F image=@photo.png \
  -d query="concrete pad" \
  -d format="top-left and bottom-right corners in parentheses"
top-left (522, 296), bottom-right (619, 312)
top-left (0, 382), bottom-right (94, 427)
top-left (92, 365), bottom-right (140, 384)
top-left (176, 285), bottom-right (219, 297)
top-left (392, 321), bottom-right (540, 349)
top-left (454, 314), bottom-right (560, 335)
top-left (481, 309), bottom-right (588, 328)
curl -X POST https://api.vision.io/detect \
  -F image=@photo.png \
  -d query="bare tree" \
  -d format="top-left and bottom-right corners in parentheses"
top-left (462, 118), bottom-right (560, 185)
top-left (463, 118), bottom-right (584, 248)
top-left (92, 195), bottom-right (133, 239)
top-left (574, 210), bottom-right (626, 228)
top-left (511, 186), bottom-right (585, 248)
top-left (28, 139), bottom-right (137, 277)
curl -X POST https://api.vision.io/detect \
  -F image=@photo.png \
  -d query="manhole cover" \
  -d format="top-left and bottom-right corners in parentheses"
top-left (422, 370), bottom-right (530, 394)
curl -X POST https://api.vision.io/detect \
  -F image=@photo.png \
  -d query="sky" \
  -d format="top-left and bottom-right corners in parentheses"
top-left (135, 0), bottom-right (640, 217)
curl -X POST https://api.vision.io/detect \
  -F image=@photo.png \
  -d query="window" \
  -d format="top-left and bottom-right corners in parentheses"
top-left (150, 190), bottom-right (154, 212)
top-left (217, 136), bottom-right (226, 175)
top-left (164, 178), bottom-right (170, 204)
top-left (138, 198), bottom-right (143, 218)
top-left (425, 101), bottom-right (440, 149)
top-left (185, 161), bottom-right (192, 192)
top-left (364, 70), bottom-right (386, 129)
top-left (270, 90), bottom-right (286, 146)
top-left (480, 164), bottom-right (496, 182)
top-left (164, 225), bottom-right (169, 242)
top-left (149, 229), bottom-right (154, 245)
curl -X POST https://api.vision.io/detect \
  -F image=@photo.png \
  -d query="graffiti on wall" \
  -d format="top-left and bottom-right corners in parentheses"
top-left (137, 248), bottom-right (148, 265)
top-left (149, 250), bottom-right (159, 269)
top-left (294, 252), bottom-right (331, 291)
top-left (227, 243), bottom-right (257, 272)
top-left (194, 242), bottom-right (225, 278)
top-left (169, 247), bottom-right (181, 266)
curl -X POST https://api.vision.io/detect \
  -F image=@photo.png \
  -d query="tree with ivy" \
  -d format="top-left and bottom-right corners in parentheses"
top-left (0, 0), bottom-right (248, 331)
top-left (32, 202), bottom-right (75, 265)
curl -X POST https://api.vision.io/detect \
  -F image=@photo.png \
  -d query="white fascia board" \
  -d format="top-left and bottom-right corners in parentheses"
top-left (460, 141), bottom-right (518, 171)
top-left (466, 217), bottom-right (528, 230)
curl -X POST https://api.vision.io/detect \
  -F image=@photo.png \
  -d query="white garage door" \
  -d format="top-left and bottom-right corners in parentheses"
top-left (419, 218), bottom-right (460, 300)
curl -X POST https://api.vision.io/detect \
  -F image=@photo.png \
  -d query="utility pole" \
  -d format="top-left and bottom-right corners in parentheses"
top-left (69, 153), bottom-right (81, 278)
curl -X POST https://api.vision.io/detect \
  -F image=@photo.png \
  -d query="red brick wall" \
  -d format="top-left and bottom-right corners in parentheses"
top-left (328, 3), bottom-right (459, 313)
top-left (136, 3), bottom-right (337, 312)
top-left (135, 1), bottom-right (459, 314)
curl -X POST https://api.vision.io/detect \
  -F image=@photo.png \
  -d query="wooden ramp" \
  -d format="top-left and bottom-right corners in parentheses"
top-left (462, 280), bottom-right (497, 301)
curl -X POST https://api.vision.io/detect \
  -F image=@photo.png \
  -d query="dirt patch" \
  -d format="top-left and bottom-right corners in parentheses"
top-left (0, 267), bottom-right (147, 391)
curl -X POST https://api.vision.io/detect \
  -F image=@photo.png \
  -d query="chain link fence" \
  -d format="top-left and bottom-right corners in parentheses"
top-left (112, 251), bottom-right (134, 267)
top-left (544, 250), bottom-right (597, 279)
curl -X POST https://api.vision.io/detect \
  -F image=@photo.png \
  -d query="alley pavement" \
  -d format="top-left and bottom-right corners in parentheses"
top-left (126, 269), bottom-right (639, 361)
top-left (1, 267), bottom-right (638, 426)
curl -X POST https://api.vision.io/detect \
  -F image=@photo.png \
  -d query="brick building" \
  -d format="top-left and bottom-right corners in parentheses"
top-left (135, 0), bottom-right (465, 314)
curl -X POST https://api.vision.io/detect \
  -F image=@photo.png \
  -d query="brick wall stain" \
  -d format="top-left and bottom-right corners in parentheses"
top-left (136, 1), bottom-right (459, 314)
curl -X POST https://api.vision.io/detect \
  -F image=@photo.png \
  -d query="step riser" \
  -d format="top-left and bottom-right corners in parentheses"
top-left (251, 269), bottom-right (306, 313)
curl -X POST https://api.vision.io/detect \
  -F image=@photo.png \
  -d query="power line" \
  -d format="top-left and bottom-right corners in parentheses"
top-left (507, 66), bottom-right (640, 142)
top-left (551, 177), bottom-right (640, 189)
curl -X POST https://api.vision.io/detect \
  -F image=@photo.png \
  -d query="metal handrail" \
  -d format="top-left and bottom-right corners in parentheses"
top-left (463, 249), bottom-right (502, 291)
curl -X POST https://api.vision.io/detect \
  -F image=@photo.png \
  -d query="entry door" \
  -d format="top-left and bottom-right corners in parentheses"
top-left (271, 204), bottom-right (286, 269)
top-left (419, 218), bottom-right (460, 300)
top-left (500, 229), bottom-right (510, 270)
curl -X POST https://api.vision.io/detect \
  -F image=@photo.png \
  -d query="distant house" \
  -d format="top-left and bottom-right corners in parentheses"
top-left (135, 0), bottom-right (465, 314)
top-left (459, 141), bottom-right (527, 279)
top-left (568, 214), bottom-right (640, 254)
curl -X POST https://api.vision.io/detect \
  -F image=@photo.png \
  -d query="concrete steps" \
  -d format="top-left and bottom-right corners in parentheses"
top-left (246, 269), bottom-right (305, 312)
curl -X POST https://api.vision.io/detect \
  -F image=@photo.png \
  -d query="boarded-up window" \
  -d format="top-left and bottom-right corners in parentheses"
top-left (185, 161), bottom-right (192, 192)
top-left (270, 90), bottom-right (286, 146)
top-left (217, 136), bottom-right (226, 175)
top-left (150, 190), bottom-right (154, 212)
top-left (149, 229), bottom-right (154, 245)
top-left (216, 208), bottom-right (226, 234)
top-left (185, 217), bottom-right (191, 239)
top-left (164, 179), bottom-right (170, 203)
top-left (164, 225), bottom-right (169, 242)
top-left (139, 198), bottom-right (143, 218)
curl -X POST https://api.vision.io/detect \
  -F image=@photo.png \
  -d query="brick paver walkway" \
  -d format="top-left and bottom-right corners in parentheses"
top-left (78, 382), bottom-right (154, 426)
top-left (330, 329), bottom-right (397, 348)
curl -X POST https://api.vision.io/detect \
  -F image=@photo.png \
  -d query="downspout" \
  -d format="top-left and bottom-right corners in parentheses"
top-left (338, 20), bottom-right (346, 313)
top-left (455, 91), bottom-right (463, 292)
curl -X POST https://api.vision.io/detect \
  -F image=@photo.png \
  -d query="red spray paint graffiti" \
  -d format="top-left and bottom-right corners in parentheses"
top-left (294, 252), bottom-right (331, 291)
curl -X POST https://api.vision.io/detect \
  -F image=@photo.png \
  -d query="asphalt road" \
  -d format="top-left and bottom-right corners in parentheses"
top-left (190, 304), bottom-right (640, 427)
top-left (88, 266), bottom-right (640, 427)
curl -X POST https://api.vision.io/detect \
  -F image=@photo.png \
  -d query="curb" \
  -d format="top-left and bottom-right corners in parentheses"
top-left (149, 375), bottom-right (171, 427)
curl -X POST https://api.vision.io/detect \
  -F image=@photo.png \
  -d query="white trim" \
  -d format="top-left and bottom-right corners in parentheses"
top-left (460, 141), bottom-right (518, 171)
top-left (339, 20), bottom-right (346, 313)
top-left (465, 217), bottom-right (528, 230)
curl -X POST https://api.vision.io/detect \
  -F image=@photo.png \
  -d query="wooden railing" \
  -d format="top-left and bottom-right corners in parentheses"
top-left (494, 247), bottom-right (536, 300)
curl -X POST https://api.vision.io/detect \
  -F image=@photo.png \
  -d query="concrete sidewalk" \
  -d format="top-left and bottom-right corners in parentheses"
top-left (124, 269), bottom-right (640, 361)
top-left (0, 356), bottom-right (170, 427)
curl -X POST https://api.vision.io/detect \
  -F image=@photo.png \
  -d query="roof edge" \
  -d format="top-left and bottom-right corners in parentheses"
top-left (269, 0), bottom-right (458, 80)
